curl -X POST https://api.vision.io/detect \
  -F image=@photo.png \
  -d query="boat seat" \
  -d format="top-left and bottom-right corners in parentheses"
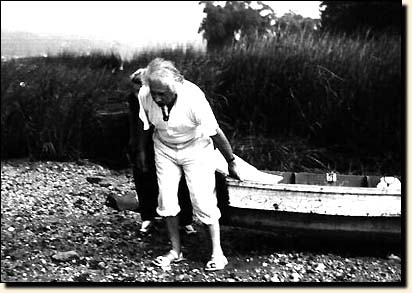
top-left (366, 175), bottom-right (381, 187)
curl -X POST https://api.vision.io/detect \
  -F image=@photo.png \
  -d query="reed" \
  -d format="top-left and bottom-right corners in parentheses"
top-left (204, 31), bottom-right (401, 174)
top-left (1, 54), bottom-right (126, 160)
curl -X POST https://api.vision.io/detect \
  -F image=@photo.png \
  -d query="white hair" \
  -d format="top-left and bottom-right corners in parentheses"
top-left (130, 67), bottom-right (148, 85)
top-left (145, 58), bottom-right (184, 92)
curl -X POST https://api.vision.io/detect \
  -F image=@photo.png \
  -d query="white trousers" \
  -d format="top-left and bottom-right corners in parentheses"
top-left (154, 135), bottom-right (221, 225)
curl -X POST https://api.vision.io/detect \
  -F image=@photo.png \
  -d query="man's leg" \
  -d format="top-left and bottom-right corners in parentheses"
top-left (177, 176), bottom-right (194, 227)
top-left (165, 215), bottom-right (181, 255)
top-left (153, 214), bottom-right (185, 267)
top-left (182, 143), bottom-right (227, 269)
top-left (153, 140), bottom-right (183, 262)
top-left (132, 166), bottom-right (158, 222)
top-left (207, 221), bottom-right (224, 258)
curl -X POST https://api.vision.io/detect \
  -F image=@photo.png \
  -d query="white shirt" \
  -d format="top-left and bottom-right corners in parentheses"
top-left (137, 80), bottom-right (219, 148)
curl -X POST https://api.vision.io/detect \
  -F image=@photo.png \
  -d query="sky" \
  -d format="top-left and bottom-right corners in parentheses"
top-left (1, 1), bottom-right (322, 47)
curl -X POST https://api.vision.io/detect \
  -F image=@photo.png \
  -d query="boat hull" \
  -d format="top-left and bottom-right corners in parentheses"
top-left (215, 172), bottom-right (402, 243)
top-left (219, 206), bottom-right (401, 244)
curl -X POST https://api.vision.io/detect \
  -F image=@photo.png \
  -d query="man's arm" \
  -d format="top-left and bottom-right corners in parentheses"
top-left (211, 128), bottom-right (241, 180)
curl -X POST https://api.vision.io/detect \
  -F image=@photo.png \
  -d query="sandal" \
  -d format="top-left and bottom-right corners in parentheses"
top-left (205, 254), bottom-right (228, 271)
top-left (140, 220), bottom-right (153, 233)
top-left (152, 250), bottom-right (185, 267)
top-left (183, 224), bottom-right (197, 235)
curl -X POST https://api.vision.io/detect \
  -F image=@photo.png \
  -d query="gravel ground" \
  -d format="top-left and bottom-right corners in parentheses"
top-left (1, 159), bottom-right (404, 284)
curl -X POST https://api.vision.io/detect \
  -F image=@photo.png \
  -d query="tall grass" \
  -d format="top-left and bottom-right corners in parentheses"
top-left (1, 54), bottom-right (128, 161)
top-left (1, 31), bottom-right (401, 174)
top-left (216, 32), bottom-right (401, 136)
top-left (207, 32), bottom-right (401, 174)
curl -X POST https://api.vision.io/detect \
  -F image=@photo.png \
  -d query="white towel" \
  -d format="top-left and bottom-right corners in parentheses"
top-left (214, 149), bottom-right (283, 184)
top-left (376, 177), bottom-right (401, 191)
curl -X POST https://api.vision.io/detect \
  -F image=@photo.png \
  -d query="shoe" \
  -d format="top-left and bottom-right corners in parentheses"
top-left (183, 224), bottom-right (197, 235)
top-left (140, 220), bottom-right (153, 233)
top-left (152, 250), bottom-right (185, 267)
top-left (205, 254), bottom-right (228, 271)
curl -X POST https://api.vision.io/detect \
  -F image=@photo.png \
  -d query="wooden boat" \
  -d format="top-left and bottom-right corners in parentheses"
top-left (104, 149), bottom-right (402, 244)
top-left (216, 170), bottom-right (402, 244)
top-left (98, 104), bottom-right (402, 244)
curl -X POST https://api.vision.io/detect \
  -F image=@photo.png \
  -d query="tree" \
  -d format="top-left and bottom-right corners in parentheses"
top-left (198, 1), bottom-right (275, 51)
top-left (320, 1), bottom-right (401, 36)
top-left (272, 12), bottom-right (321, 39)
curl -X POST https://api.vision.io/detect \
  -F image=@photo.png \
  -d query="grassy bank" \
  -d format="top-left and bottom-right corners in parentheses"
top-left (1, 31), bottom-right (402, 175)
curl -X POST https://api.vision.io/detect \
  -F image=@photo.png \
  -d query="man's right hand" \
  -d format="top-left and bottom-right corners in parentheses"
top-left (136, 151), bottom-right (149, 173)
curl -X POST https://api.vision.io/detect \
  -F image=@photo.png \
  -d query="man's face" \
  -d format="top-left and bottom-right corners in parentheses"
top-left (149, 79), bottom-right (176, 107)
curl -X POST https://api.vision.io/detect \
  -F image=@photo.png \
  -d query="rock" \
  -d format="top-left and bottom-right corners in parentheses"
top-left (271, 275), bottom-right (281, 282)
top-left (52, 251), bottom-right (79, 261)
top-left (161, 266), bottom-right (171, 272)
top-left (315, 263), bottom-right (326, 272)
top-left (86, 176), bottom-right (105, 184)
top-left (177, 274), bottom-right (186, 281)
top-left (388, 254), bottom-right (401, 262)
top-left (76, 159), bottom-right (90, 166)
top-left (99, 181), bottom-right (112, 188)
top-left (74, 273), bottom-right (90, 282)
top-left (291, 272), bottom-right (301, 282)
top-left (105, 193), bottom-right (139, 212)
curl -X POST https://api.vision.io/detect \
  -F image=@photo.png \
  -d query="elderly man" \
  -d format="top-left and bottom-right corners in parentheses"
top-left (132, 58), bottom-right (240, 271)
top-left (128, 68), bottom-right (196, 235)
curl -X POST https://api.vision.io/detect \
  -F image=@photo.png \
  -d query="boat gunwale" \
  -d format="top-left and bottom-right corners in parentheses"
top-left (225, 178), bottom-right (401, 196)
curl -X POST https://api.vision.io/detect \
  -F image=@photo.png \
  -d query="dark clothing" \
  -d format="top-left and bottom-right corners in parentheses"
top-left (131, 162), bottom-right (158, 220)
top-left (127, 92), bottom-right (193, 225)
